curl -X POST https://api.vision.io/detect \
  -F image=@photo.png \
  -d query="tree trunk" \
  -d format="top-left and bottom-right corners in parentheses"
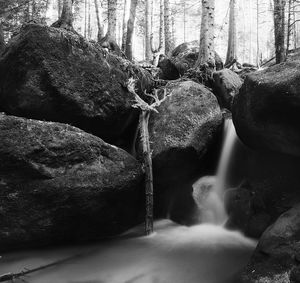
top-left (84, 0), bottom-right (87, 37)
top-left (145, 0), bottom-right (152, 61)
top-left (183, 1), bottom-right (186, 42)
top-left (151, 0), bottom-right (164, 66)
top-left (256, 0), bottom-right (260, 67)
top-left (52, 0), bottom-right (74, 30)
top-left (195, 0), bottom-right (215, 68)
top-left (286, 0), bottom-right (292, 56)
top-left (107, 0), bottom-right (117, 41)
top-left (0, 23), bottom-right (5, 54)
top-left (225, 0), bottom-right (237, 65)
top-left (94, 0), bottom-right (104, 42)
top-left (88, 0), bottom-right (91, 39)
top-left (121, 0), bottom-right (129, 51)
top-left (140, 111), bottom-right (153, 235)
top-left (164, 0), bottom-right (174, 56)
top-left (273, 0), bottom-right (286, 63)
top-left (58, 0), bottom-right (62, 19)
top-left (125, 0), bottom-right (138, 61)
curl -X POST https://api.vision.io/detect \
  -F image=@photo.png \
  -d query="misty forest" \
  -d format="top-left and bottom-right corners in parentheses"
top-left (0, 0), bottom-right (299, 282)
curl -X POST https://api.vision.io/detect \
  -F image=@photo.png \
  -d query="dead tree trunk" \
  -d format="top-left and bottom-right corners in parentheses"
top-left (195, 0), bottom-right (215, 69)
top-left (52, 0), bottom-right (74, 30)
top-left (140, 110), bottom-right (153, 235)
top-left (225, 0), bottom-right (237, 65)
top-left (273, 0), bottom-right (286, 63)
top-left (94, 0), bottom-right (104, 41)
top-left (125, 0), bottom-right (138, 61)
top-left (128, 79), bottom-right (167, 236)
top-left (107, 0), bottom-right (117, 41)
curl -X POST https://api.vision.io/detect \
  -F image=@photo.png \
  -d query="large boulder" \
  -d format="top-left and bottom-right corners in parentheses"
top-left (0, 23), bottom-right (153, 150)
top-left (213, 69), bottom-right (243, 110)
top-left (158, 41), bottom-right (223, 81)
top-left (0, 113), bottom-right (143, 251)
top-left (238, 204), bottom-right (300, 283)
top-left (149, 80), bottom-right (223, 224)
top-left (232, 60), bottom-right (300, 157)
top-left (171, 41), bottom-right (224, 75)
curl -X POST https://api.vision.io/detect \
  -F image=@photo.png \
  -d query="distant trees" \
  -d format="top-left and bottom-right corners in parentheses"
top-left (273, 0), bottom-right (286, 63)
top-left (195, 0), bottom-right (215, 69)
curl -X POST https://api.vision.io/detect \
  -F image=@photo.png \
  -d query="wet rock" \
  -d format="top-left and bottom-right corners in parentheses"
top-left (239, 204), bottom-right (300, 283)
top-left (0, 113), bottom-right (143, 251)
top-left (0, 23), bottom-right (153, 150)
top-left (213, 69), bottom-right (243, 110)
top-left (223, 134), bottom-right (300, 238)
top-left (149, 80), bottom-right (223, 225)
top-left (232, 60), bottom-right (300, 157)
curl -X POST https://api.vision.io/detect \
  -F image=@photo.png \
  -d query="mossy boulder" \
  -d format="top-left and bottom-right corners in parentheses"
top-left (149, 80), bottom-right (223, 224)
top-left (0, 23), bottom-right (153, 150)
top-left (238, 204), bottom-right (300, 283)
top-left (157, 41), bottom-right (223, 81)
top-left (171, 41), bottom-right (224, 75)
top-left (232, 60), bottom-right (300, 157)
top-left (0, 113), bottom-right (143, 251)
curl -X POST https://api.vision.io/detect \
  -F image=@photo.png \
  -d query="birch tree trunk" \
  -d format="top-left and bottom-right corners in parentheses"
top-left (273, 0), bottom-right (286, 63)
top-left (164, 0), bottom-right (174, 56)
top-left (145, 0), bottom-right (152, 61)
top-left (121, 0), bottom-right (129, 51)
top-left (225, 0), bottom-right (237, 65)
top-left (195, 0), bottom-right (215, 68)
top-left (94, 0), bottom-right (104, 41)
top-left (125, 0), bottom-right (138, 61)
top-left (107, 0), bottom-right (117, 41)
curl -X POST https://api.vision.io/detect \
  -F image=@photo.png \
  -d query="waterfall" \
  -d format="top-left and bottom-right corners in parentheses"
top-left (0, 121), bottom-right (256, 283)
top-left (193, 119), bottom-right (238, 225)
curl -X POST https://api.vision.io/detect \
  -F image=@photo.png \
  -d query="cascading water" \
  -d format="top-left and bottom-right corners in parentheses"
top-left (193, 119), bottom-right (238, 224)
top-left (0, 119), bottom-right (256, 283)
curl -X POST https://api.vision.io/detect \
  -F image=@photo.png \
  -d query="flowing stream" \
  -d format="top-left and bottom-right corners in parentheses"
top-left (0, 119), bottom-right (256, 283)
